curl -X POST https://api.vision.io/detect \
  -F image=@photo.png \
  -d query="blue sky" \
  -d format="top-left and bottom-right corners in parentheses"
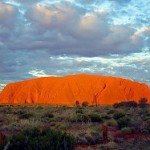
top-left (0, 0), bottom-right (150, 90)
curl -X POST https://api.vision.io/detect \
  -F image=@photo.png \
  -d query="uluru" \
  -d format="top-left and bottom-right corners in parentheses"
top-left (0, 74), bottom-right (150, 105)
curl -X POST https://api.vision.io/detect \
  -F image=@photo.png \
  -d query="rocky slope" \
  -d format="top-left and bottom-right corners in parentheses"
top-left (0, 74), bottom-right (150, 105)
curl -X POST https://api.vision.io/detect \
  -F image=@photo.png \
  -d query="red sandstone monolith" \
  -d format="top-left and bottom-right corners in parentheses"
top-left (0, 74), bottom-right (150, 105)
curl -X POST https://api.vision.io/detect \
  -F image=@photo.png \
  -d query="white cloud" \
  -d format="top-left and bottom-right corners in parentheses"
top-left (0, 0), bottom-right (150, 88)
top-left (0, 83), bottom-right (6, 91)
top-left (48, 51), bottom-right (150, 85)
top-left (28, 69), bottom-right (49, 77)
top-left (28, 69), bottom-right (59, 77)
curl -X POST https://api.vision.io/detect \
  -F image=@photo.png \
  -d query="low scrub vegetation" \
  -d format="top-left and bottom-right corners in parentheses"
top-left (7, 128), bottom-right (74, 150)
top-left (88, 113), bottom-right (103, 123)
top-left (0, 100), bottom-right (150, 150)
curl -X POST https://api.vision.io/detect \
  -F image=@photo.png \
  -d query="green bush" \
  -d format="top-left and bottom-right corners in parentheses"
top-left (7, 128), bottom-right (75, 150)
top-left (117, 117), bottom-right (130, 129)
top-left (107, 109), bottom-right (116, 115)
top-left (88, 113), bottom-right (103, 123)
top-left (121, 127), bottom-right (132, 134)
top-left (76, 114), bottom-right (89, 123)
top-left (113, 112), bottom-right (125, 120)
top-left (106, 119), bottom-right (117, 127)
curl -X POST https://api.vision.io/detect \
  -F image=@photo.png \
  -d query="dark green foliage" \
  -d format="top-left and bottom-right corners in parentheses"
top-left (42, 112), bottom-right (54, 118)
top-left (101, 114), bottom-right (111, 120)
top-left (121, 127), bottom-right (132, 134)
top-left (76, 107), bottom-right (83, 114)
top-left (140, 109), bottom-right (150, 119)
top-left (113, 101), bottom-right (137, 108)
top-left (107, 109), bottom-right (116, 114)
top-left (76, 114), bottom-right (89, 123)
top-left (117, 117), bottom-right (130, 129)
top-left (106, 120), bottom-right (117, 127)
top-left (14, 110), bottom-right (26, 115)
top-left (113, 112), bottom-right (125, 120)
top-left (18, 113), bottom-right (33, 119)
top-left (88, 113), bottom-right (103, 123)
top-left (14, 109), bottom-right (33, 119)
top-left (7, 128), bottom-right (75, 150)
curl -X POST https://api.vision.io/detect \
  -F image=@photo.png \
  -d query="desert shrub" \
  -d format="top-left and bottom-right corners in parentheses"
top-left (113, 112), bottom-right (125, 120)
top-left (76, 114), bottom-right (89, 123)
top-left (0, 107), bottom-right (12, 114)
top-left (75, 108), bottom-right (83, 114)
top-left (0, 138), bottom-right (7, 150)
top-left (107, 109), bottom-right (116, 115)
top-left (117, 117), bottom-right (130, 129)
top-left (113, 101), bottom-right (137, 108)
top-left (139, 98), bottom-right (148, 108)
top-left (14, 110), bottom-right (26, 115)
top-left (90, 131), bottom-right (103, 144)
top-left (76, 131), bottom-right (103, 145)
top-left (119, 138), bottom-right (150, 150)
top-left (7, 128), bottom-right (75, 150)
top-left (82, 101), bottom-right (89, 107)
top-left (18, 113), bottom-right (33, 119)
top-left (57, 124), bottom-right (71, 130)
top-left (42, 112), bottom-right (54, 118)
top-left (13, 109), bottom-right (28, 117)
top-left (99, 141), bottom-right (119, 150)
top-left (49, 122), bottom-right (56, 127)
top-left (84, 134), bottom-right (101, 145)
top-left (121, 127), bottom-right (132, 134)
top-left (141, 110), bottom-right (150, 121)
top-left (88, 113), bottom-right (103, 123)
top-left (101, 114), bottom-right (111, 120)
top-left (143, 116), bottom-right (150, 121)
top-left (145, 119), bottom-right (150, 133)
top-left (36, 106), bottom-right (44, 110)
top-left (106, 119), bottom-right (117, 127)
top-left (14, 109), bottom-right (33, 119)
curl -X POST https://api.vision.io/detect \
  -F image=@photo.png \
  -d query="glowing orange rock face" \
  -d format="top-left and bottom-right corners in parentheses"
top-left (0, 74), bottom-right (150, 105)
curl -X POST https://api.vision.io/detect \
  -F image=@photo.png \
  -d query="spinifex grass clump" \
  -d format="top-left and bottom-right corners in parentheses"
top-left (88, 113), bottom-right (103, 123)
top-left (7, 128), bottom-right (75, 150)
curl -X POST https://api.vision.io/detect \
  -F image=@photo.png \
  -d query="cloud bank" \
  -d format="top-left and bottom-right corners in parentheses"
top-left (0, 0), bottom-right (150, 90)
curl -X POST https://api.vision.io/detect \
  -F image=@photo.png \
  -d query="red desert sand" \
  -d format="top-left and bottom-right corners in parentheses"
top-left (0, 74), bottom-right (150, 105)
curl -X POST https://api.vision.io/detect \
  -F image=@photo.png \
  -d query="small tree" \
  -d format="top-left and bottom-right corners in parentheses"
top-left (139, 98), bottom-right (148, 108)
top-left (75, 100), bottom-right (80, 107)
top-left (117, 117), bottom-right (130, 129)
top-left (82, 101), bottom-right (89, 107)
